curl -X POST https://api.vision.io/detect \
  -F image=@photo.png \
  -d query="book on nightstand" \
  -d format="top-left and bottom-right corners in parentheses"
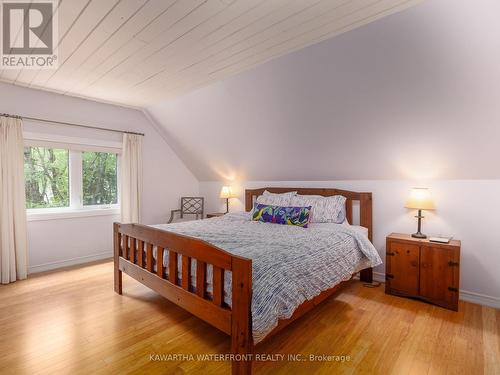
top-left (429, 236), bottom-right (453, 244)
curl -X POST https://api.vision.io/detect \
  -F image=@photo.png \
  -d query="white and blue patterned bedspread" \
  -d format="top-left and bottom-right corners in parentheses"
top-left (151, 212), bottom-right (381, 343)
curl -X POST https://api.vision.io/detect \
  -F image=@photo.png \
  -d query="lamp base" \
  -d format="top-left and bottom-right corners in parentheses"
top-left (412, 209), bottom-right (427, 239)
top-left (411, 232), bottom-right (427, 239)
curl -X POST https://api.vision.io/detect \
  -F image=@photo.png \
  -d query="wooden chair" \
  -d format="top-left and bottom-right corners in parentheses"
top-left (168, 197), bottom-right (204, 223)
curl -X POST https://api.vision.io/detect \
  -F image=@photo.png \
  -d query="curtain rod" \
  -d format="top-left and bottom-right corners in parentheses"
top-left (0, 112), bottom-right (145, 136)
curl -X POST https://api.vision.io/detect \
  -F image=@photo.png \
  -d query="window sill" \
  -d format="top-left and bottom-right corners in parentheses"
top-left (27, 207), bottom-right (120, 222)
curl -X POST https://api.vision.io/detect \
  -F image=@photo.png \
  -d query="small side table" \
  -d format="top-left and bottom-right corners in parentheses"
top-left (385, 233), bottom-right (461, 311)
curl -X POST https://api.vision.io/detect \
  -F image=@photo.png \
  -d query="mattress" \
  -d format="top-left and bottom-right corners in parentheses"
top-left (149, 212), bottom-right (381, 343)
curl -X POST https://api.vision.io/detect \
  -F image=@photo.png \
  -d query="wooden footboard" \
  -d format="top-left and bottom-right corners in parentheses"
top-left (113, 222), bottom-right (253, 375)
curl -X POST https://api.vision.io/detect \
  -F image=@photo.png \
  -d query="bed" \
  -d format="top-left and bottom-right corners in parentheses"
top-left (113, 188), bottom-right (381, 374)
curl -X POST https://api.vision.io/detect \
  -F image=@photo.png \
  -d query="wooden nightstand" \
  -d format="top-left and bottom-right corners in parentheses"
top-left (206, 213), bottom-right (225, 218)
top-left (385, 233), bottom-right (461, 311)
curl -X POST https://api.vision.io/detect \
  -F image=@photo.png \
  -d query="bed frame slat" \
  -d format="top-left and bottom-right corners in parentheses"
top-left (169, 251), bottom-right (178, 285)
top-left (137, 240), bottom-right (144, 267)
top-left (130, 238), bottom-right (136, 263)
top-left (157, 246), bottom-right (165, 278)
top-left (196, 260), bottom-right (206, 298)
top-left (213, 266), bottom-right (224, 306)
top-left (123, 235), bottom-right (129, 260)
top-left (146, 243), bottom-right (153, 272)
top-left (181, 255), bottom-right (191, 291)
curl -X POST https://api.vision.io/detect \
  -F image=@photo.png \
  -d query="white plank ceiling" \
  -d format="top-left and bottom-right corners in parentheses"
top-left (0, 0), bottom-right (422, 107)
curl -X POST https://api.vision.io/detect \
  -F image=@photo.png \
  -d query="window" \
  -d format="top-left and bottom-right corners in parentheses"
top-left (24, 147), bottom-right (70, 209)
top-left (82, 151), bottom-right (118, 206)
top-left (24, 145), bottom-right (119, 216)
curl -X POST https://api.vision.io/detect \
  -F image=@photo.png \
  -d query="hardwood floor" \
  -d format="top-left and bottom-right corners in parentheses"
top-left (0, 260), bottom-right (498, 375)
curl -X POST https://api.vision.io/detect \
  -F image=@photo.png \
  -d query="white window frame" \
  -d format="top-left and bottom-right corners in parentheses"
top-left (24, 132), bottom-right (122, 221)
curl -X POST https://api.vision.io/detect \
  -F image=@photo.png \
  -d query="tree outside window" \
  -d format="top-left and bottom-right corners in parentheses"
top-left (24, 147), bottom-right (69, 208)
top-left (82, 151), bottom-right (118, 206)
top-left (24, 146), bottom-right (118, 210)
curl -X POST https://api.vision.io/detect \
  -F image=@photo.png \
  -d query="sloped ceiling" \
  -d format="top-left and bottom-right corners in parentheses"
top-left (148, 0), bottom-right (500, 181)
top-left (0, 0), bottom-right (421, 107)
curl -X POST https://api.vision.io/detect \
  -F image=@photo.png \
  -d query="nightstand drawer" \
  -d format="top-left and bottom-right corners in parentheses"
top-left (386, 241), bottom-right (420, 295)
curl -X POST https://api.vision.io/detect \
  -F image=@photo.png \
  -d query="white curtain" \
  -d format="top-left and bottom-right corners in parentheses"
top-left (0, 116), bottom-right (28, 284)
top-left (121, 133), bottom-right (143, 223)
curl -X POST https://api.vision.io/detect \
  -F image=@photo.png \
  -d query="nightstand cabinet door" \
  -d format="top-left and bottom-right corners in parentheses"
top-left (386, 241), bottom-right (420, 295)
top-left (419, 245), bottom-right (460, 310)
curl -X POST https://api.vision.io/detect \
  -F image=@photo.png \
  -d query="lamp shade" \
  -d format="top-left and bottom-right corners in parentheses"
top-left (220, 186), bottom-right (235, 199)
top-left (405, 188), bottom-right (435, 210)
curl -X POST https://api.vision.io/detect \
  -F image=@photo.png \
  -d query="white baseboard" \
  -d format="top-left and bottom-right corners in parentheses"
top-left (459, 290), bottom-right (500, 309)
top-left (29, 251), bottom-right (112, 274)
top-left (371, 272), bottom-right (500, 309)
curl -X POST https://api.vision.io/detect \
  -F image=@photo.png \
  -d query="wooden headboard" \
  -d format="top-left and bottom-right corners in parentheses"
top-left (245, 187), bottom-right (373, 241)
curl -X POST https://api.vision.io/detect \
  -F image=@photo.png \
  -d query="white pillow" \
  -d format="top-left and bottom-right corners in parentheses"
top-left (255, 190), bottom-right (297, 206)
top-left (291, 194), bottom-right (346, 223)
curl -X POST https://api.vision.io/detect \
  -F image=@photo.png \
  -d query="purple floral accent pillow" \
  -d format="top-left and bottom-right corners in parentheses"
top-left (252, 203), bottom-right (312, 228)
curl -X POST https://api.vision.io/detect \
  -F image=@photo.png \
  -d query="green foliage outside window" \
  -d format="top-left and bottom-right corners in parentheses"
top-left (24, 147), bottom-right (69, 208)
top-left (82, 151), bottom-right (118, 206)
top-left (24, 147), bottom-right (118, 209)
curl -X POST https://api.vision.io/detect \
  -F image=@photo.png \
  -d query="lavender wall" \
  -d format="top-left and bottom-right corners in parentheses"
top-left (149, 0), bottom-right (500, 182)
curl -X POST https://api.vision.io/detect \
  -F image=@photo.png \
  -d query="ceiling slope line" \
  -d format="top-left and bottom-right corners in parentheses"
top-left (141, 108), bottom-right (200, 181)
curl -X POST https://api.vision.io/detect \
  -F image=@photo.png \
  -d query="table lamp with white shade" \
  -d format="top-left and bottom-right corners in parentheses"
top-left (220, 186), bottom-right (236, 213)
top-left (405, 187), bottom-right (435, 239)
